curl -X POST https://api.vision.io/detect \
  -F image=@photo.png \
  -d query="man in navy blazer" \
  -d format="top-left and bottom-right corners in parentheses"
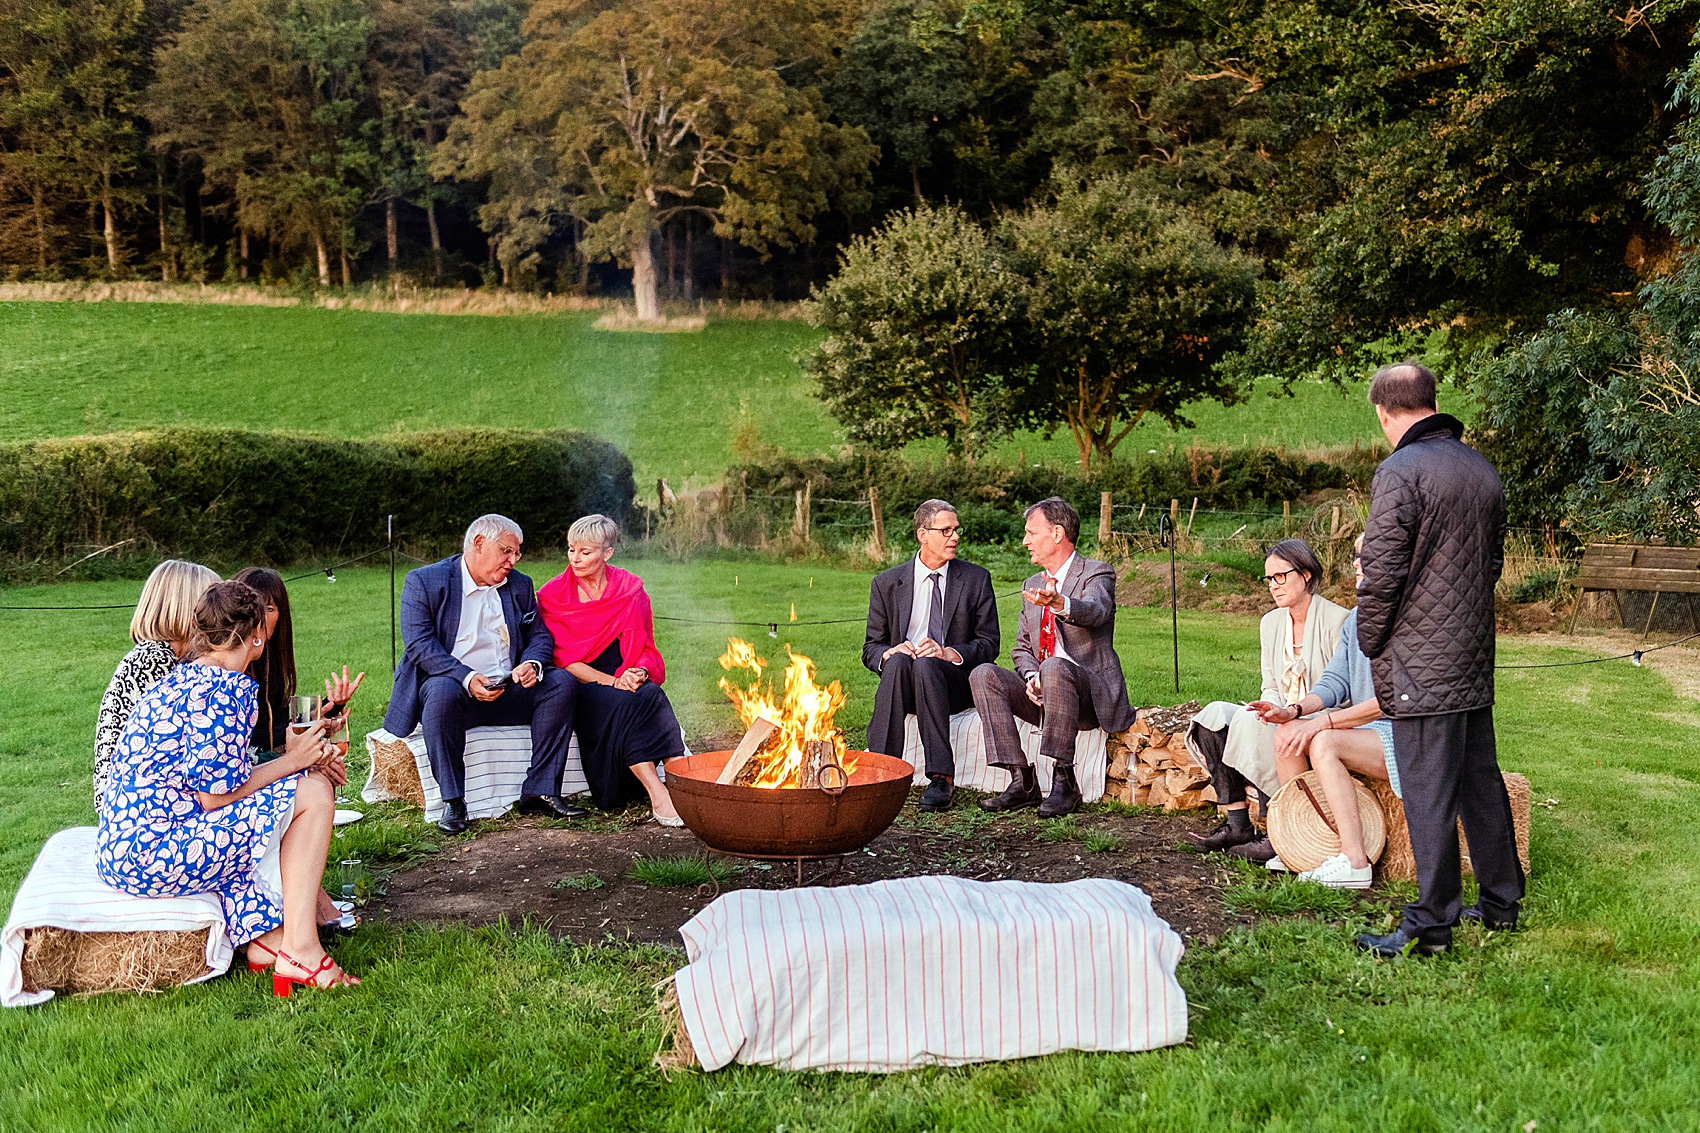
top-left (383, 513), bottom-right (582, 833)
top-left (861, 499), bottom-right (1000, 812)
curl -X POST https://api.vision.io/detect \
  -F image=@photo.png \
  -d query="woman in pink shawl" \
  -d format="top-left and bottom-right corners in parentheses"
top-left (537, 514), bottom-right (684, 825)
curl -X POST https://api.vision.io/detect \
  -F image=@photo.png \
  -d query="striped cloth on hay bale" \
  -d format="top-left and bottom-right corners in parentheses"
top-left (1370, 772), bottom-right (1532, 884)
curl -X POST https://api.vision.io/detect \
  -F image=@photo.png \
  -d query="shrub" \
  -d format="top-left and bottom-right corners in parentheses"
top-left (0, 428), bottom-right (635, 575)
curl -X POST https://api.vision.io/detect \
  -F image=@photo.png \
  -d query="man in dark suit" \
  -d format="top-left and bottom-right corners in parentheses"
top-left (383, 513), bottom-right (583, 834)
top-left (861, 499), bottom-right (1000, 812)
top-left (971, 497), bottom-right (1135, 818)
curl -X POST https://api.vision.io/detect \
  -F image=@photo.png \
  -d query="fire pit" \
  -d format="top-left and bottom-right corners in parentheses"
top-left (664, 750), bottom-right (913, 858)
top-left (663, 637), bottom-right (914, 864)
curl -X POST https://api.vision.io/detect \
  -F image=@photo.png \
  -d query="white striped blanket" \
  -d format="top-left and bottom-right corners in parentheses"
top-left (902, 711), bottom-right (1108, 802)
top-left (362, 727), bottom-right (591, 823)
top-left (673, 875), bottom-right (1188, 1073)
top-left (2, 827), bottom-right (233, 1008)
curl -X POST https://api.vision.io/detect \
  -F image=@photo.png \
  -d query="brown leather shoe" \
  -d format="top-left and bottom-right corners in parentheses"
top-left (1037, 765), bottom-right (1083, 818)
top-left (980, 765), bottom-right (1041, 811)
top-left (1186, 819), bottom-right (1260, 852)
top-left (1226, 835), bottom-right (1277, 864)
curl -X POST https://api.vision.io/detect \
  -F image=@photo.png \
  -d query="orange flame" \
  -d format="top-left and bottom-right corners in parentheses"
top-left (718, 637), bottom-right (853, 788)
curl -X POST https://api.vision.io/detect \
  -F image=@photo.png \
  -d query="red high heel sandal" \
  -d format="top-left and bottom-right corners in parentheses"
top-left (246, 940), bottom-right (279, 972)
top-left (271, 951), bottom-right (357, 997)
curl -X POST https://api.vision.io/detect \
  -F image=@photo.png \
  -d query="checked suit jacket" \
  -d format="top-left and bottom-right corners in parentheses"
top-left (1009, 555), bottom-right (1135, 734)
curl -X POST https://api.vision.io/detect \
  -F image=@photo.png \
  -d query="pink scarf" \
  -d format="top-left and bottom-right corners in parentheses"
top-left (537, 566), bottom-right (667, 684)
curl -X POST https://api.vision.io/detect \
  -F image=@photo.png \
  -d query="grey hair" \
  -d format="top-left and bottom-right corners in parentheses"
top-left (1266, 538), bottom-right (1324, 593)
top-left (463, 513), bottom-right (522, 555)
top-left (568, 513), bottom-right (621, 549)
top-left (912, 498), bottom-right (957, 537)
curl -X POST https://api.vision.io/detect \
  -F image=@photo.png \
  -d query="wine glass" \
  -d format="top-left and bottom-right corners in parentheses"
top-left (288, 695), bottom-right (322, 740)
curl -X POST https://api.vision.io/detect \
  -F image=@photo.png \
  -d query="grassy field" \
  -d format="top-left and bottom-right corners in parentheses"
top-left (0, 301), bottom-right (1473, 480)
top-left (3, 560), bottom-right (1699, 1130)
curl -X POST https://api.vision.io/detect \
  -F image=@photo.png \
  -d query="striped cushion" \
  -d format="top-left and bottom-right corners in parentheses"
top-left (902, 710), bottom-right (1108, 802)
top-left (362, 727), bottom-right (589, 823)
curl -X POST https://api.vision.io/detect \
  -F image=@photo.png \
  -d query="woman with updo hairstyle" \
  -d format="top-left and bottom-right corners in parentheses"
top-left (231, 566), bottom-right (364, 757)
top-left (94, 559), bottom-right (219, 803)
top-left (95, 581), bottom-right (360, 994)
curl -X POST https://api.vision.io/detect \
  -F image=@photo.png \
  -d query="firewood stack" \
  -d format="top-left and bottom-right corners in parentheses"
top-left (1105, 700), bottom-right (1216, 811)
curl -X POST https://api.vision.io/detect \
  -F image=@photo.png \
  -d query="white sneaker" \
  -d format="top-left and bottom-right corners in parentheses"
top-left (1265, 853), bottom-right (1288, 872)
top-left (1298, 853), bottom-right (1373, 889)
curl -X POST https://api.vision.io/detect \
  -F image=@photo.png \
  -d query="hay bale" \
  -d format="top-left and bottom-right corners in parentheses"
top-left (20, 925), bottom-right (211, 996)
top-left (369, 734), bottom-right (426, 806)
top-left (1372, 772), bottom-right (1532, 884)
top-left (654, 977), bottom-right (700, 1072)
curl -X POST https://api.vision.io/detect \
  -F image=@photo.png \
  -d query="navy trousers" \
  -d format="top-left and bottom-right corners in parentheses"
top-left (417, 667), bottom-right (575, 801)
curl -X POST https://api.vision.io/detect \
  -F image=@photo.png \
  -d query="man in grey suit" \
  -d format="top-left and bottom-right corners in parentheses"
top-left (971, 497), bottom-right (1135, 817)
top-left (861, 499), bottom-right (1001, 812)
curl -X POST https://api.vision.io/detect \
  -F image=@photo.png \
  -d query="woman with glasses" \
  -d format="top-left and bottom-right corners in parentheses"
top-left (1246, 535), bottom-right (1400, 888)
top-left (1185, 538), bottom-right (1350, 866)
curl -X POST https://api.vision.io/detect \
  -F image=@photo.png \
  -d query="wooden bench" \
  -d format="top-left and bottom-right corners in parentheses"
top-left (1569, 543), bottom-right (1700, 635)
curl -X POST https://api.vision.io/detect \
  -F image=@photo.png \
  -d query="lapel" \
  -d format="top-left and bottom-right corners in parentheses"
top-left (941, 563), bottom-right (966, 633)
top-left (441, 556), bottom-right (465, 647)
top-left (893, 565), bottom-right (914, 643)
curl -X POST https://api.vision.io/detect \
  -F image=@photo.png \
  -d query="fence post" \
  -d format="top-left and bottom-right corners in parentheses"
top-left (1283, 499), bottom-right (1292, 529)
top-left (1099, 491), bottom-right (1113, 555)
top-left (1186, 497), bottom-right (1198, 535)
top-left (869, 484), bottom-right (886, 558)
top-left (1170, 498), bottom-right (1180, 529)
top-left (387, 514), bottom-right (397, 672)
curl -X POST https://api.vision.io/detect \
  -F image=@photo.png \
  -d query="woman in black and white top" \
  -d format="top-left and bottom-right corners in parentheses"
top-left (93, 559), bottom-right (221, 801)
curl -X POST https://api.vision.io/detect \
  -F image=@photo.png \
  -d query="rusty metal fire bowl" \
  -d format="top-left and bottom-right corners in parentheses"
top-left (663, 750), bottom-right (914, 858)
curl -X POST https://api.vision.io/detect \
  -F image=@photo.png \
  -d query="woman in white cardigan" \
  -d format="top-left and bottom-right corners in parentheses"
top-left (1186, 538), bottom-right (1349, 864)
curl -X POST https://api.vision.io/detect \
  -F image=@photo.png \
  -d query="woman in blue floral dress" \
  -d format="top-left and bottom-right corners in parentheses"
top-left (97, 581), bottom-right (359, 993)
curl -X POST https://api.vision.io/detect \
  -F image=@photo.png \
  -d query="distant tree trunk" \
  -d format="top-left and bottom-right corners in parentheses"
top-left (911, 161), bottom-right (924, 205)
top-left (666, 221), bottom-right (676, 298)
top-left (576, 217), bottom-right (589, 290)
top-left (340, 235), bottom-right (352, 286)
top-left (721, 236), bottom-right (732, 294)
top-left (101, 163), bottom-right (119, 272)
top-left (632, 232), bottom-right (660, 321)
top-left (238, 226), bottom-right (249, 280)
top-left (424, 196), bottom-right (442, 281)
top-left (684, 214), bottom-right (694, 300)
top-left (314, 229), bottom-right (331, 286)
top-left (386, 198), bottom-right (398, 271)
top-left (32, 184), bottom-right (47, 271)
top-left (157, 165), bottom-right (176, 282)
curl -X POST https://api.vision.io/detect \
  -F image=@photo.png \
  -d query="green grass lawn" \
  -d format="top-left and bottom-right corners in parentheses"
top-left (0, 301), bottom-right (1473, 481)
top-left (3, 559), bottom-right (1699, 1130)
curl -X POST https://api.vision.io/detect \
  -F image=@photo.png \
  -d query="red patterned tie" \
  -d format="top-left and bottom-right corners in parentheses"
top-left (1038, 574), bottom-right (1057, 662)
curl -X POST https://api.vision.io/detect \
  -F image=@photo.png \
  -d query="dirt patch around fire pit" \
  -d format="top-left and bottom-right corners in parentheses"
top-left (377, 797), bottom-right (1287, 948)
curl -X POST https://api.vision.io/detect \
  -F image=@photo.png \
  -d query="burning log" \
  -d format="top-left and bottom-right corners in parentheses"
top-left (716, 717), bottom-right (781, 786)
top-left (799, 740), bottom-right (836, 789)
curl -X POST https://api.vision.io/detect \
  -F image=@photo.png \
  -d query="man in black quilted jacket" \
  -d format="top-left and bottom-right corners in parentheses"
top-left (1353, 362), bottom-right (1525, 958)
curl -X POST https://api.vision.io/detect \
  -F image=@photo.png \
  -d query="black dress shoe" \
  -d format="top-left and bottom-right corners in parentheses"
top-left (1460, 904), bottom-right (1520, 931)
top-left (980, 766), bottom-right (1042, 812)
top-left (917, 775), bottom-right (955, 812)
top-left (438, 797), bottom-right (468, 835)
top-left (1355, 926), bottom-right (1449, 958)
top-left (1226, 835), bottom-right (1278, 864)
top-left (515, 793), bottom-right (589, 820)
top-left (1037, 765), bottom-right (1083, 818)
top-left (1187, 819), bottom-right (1261, 852)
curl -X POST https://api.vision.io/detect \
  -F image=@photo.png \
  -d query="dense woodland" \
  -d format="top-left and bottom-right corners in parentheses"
top-left (5, 0), bottom-right (1700, 537)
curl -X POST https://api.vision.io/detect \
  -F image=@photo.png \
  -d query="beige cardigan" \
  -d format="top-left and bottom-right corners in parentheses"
top-left (1193, 594), bottom-right (1350, 797)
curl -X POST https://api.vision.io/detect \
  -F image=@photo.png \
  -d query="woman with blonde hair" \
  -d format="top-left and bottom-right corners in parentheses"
top-left (537, 514), bottom-right (685, 825)
top-left (93, 559), bottom-right (220, 801)
top-left (97, 580), bottom-right (358, 994)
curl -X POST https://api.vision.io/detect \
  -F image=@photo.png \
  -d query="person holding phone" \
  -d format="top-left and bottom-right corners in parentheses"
top-left (95, 581), bottom-right (358, 994)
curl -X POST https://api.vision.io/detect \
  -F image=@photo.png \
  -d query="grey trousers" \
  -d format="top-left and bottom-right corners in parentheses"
top-left (1392, 706), bottom-right (1525, 941)
top-left (969, 658), bottom-right (1098, 768)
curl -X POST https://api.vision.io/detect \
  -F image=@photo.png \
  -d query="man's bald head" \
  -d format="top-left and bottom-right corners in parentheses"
top-left (1368, 362), bottom-right (1439, 413)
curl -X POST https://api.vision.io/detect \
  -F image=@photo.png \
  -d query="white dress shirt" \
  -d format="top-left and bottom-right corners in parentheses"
top-left (454, 559), bottom-right (513, 690)
top-left (1026, 552), bottom-right (1076, 678)
top-left (905, 556), bottom-right (950, 646)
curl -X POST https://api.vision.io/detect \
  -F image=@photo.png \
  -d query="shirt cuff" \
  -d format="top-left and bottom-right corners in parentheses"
top-left (1060, 595), bottom-right (1071, 619)
top-left (462, 670), bottom-right (479, 692)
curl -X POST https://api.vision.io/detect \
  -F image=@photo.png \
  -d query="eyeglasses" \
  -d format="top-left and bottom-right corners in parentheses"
top-left (923, 525), bottom-right (962, 538)
top-left (1261, 569), bottom-right (1303, 586)
top-left (494, 540), bottom-right (523, 562)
